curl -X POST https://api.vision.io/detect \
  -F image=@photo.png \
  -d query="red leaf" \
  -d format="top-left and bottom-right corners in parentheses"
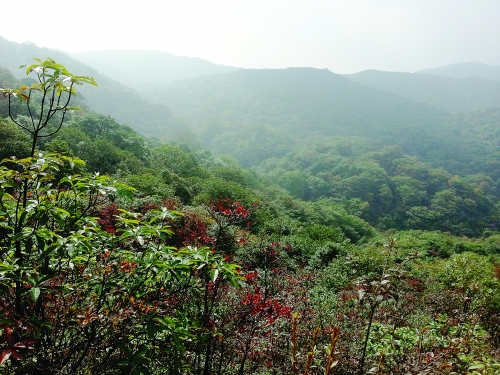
top-left (14, 339), bottom-right (36, 350)
top-left (10, 350), bottom-right (22, 361)
top-left (0, 350), bottom-right (11, 365)
top-left (3, 326), bottom-right (13, 347)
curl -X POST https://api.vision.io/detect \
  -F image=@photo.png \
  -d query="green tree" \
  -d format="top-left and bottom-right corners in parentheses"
top-left (0, 119), bottom-right (31, 159)
top-left (150, 144), bottom-right (204, 178)
top-left (66, 112), bottom-right (150, 162)
top-left (279, 170), bottom-right (309, 199)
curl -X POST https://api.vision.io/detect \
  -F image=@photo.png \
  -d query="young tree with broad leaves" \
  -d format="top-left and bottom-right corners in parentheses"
top-left (1, 58), bottom-right (97, 157)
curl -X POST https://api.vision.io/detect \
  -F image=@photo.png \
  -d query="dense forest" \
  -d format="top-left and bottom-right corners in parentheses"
top-left (0, 41), bottom-right (499, 374)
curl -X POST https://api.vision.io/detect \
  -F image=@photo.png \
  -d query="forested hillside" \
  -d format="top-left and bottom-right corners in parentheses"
top-left (0, 52), bottom-right (499, 374)
top-left (158, 68), bottom-right (455, 164)
top-left (254, 138), bottom-right (498, 236)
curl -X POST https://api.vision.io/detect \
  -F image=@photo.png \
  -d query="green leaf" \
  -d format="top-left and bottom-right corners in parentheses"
top-left (30, 287), bottom-right (40, 302)
top-left (137, 236), bottom-right (145, 246)
top-left (211, 268), bottom-right (219, 283)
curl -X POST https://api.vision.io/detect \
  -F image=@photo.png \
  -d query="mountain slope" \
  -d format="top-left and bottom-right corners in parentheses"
top-left (345, 70), bottom-right (500, 113)
top-left (159, 67), bottom-right (453, 165)
top-left (417, 62), bottom-right (500, 82)
top-left (163, 67), bottom-right (449, 134)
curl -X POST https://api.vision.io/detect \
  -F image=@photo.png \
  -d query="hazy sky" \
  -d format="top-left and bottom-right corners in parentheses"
top-left (3, 0), bottom-right (500, 73)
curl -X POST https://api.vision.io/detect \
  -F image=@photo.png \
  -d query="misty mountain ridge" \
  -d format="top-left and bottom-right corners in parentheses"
top-left (1, 35), bottom-right (499, 170)
top-left (345, 69), bottom-right (500, 113)
top-left (160, 66), bottom-right (449, 135)
top-left (155, 67), bottom-right (460, 166)
top-left (0, 36), bottom-right (184, 136)
top-left (417, 61), bottom-right (500, 82)
top-left (72, 49), bottom-right (240, 95)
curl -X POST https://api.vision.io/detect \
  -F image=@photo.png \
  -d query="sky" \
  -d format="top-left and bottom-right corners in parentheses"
top-left (3, 0), bottom-right (500, 74)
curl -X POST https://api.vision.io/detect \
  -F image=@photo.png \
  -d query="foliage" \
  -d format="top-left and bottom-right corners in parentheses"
top-left (0, 120), bottom-right (31, 160)
top-left (2, 56), bottom-right (500, 374)
top-left (255, 140), bottom-right (498, 236)
top-left (0, 154), bottom-right (242, 373)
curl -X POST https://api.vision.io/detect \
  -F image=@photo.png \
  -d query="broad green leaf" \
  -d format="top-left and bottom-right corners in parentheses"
top-left (30, 287), bottom-right (40, 302)
top-left (211, 268), bottom-right (219, 283)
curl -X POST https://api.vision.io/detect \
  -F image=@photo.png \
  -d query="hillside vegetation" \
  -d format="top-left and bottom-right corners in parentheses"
top-left (159, 68), bottom-right (455, 164)
top-left (0, 52), bottom-right (499, 374)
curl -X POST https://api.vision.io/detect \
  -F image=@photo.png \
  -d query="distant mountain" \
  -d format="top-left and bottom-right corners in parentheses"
top-left (158, 67), bottom-right (454, 166)
top-left (417, 62), bottom-right (500, 82)
top-left (73, 49), bottom-right (240, 94)
top-left (0, 36), bottom-right (183, 136)
top-left (345, 70), bottom-right (500, 113)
